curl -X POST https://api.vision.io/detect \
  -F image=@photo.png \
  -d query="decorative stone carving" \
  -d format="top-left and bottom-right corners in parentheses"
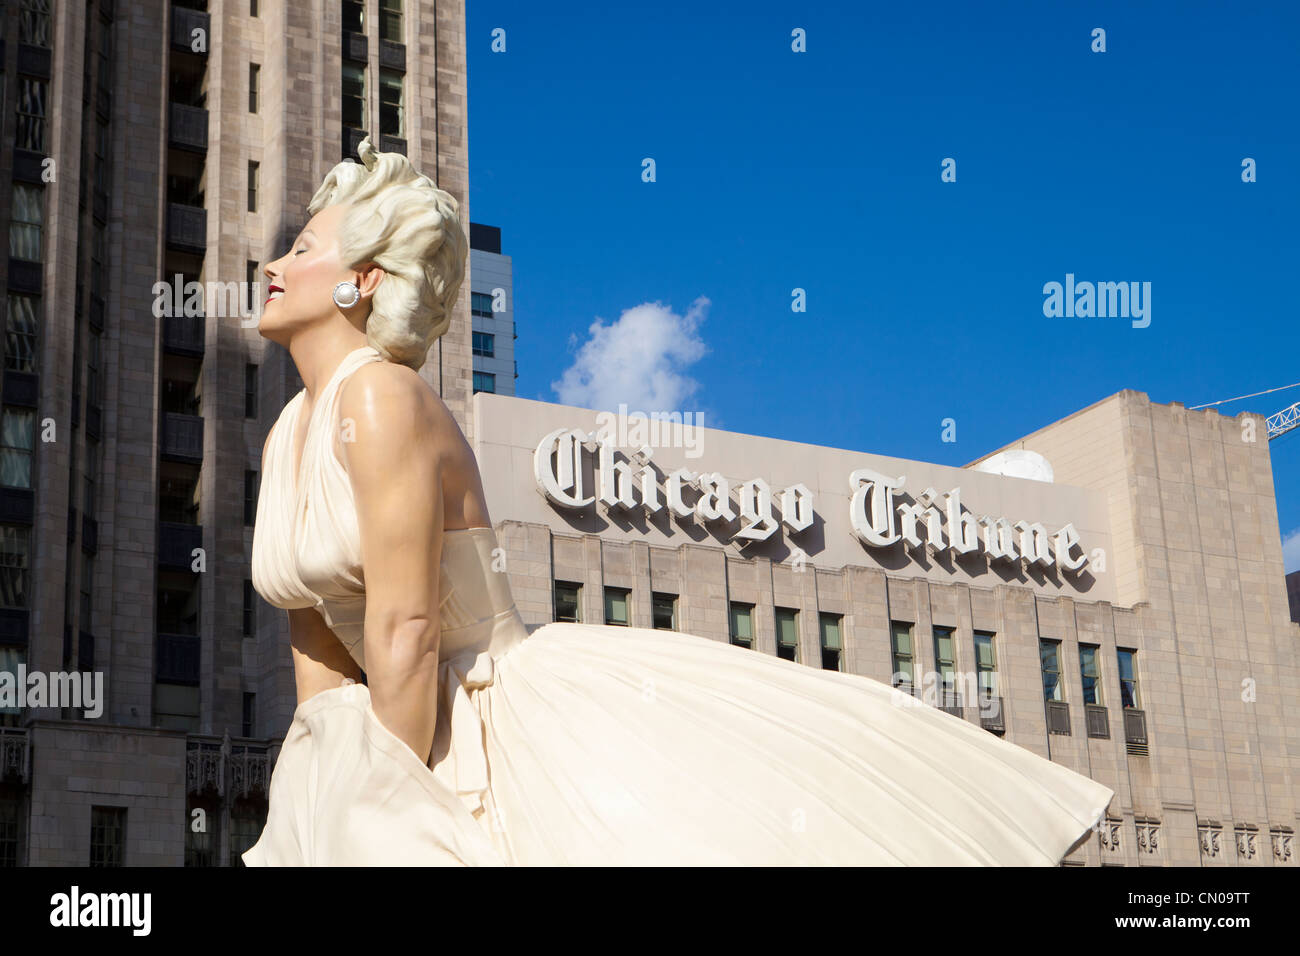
top-left (1135, 817), bottom-right (1160, 855)
top-left (1198, 821), bottom-right (1222, 859)
top-left (1234, 824), bottom-right (1258, 861)
top-left (1270, 828), bottom-right (1293, 864)
top-left (186, 737), bottom-right (225, 797)
top-left (229, 744), bottom-right (271, 799)
top-left (187, 733), bottom-right (271, 801)
top-left (0, 729), bottom-right (30, 783)
top-left (1099, 816), bottom-right (1124, 856)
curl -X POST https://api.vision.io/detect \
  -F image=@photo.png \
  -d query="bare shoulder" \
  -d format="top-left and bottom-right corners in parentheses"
top-left (336, 360), bottom-right (457, 456)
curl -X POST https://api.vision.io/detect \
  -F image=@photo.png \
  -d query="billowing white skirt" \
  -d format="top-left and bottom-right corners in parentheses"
top-left (244, 623), bottom-right (1113, 866)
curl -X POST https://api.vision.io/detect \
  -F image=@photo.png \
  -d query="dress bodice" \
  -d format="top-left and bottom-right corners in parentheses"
top-left (251, 345), bottom-right (530, 814)
top-left (250, 345), bottom-right (528, 675)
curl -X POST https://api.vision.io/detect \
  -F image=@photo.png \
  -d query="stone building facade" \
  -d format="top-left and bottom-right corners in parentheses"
top-left (472, 389), bottom-right (1299, 866)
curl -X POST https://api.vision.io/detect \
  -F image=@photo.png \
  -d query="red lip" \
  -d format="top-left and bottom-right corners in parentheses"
top-left (266, 284), bottom-right (284, 304)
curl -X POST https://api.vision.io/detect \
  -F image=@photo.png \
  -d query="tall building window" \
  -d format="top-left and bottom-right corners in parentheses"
top-left (242, 579), bottom-right (256, 637)
top-left (83, 438), bottom-right (98, 516)
top-left (651, 592), bottom-right (676, 630)
top-left (729, 602), bottom-right (754, 649)
top-left (184, 798), bottom-right (217, 867)
top-left (932, 626), bottom-right (956, 698)
top-left (0, 791), bottom-right (20, 865)
top-left (1079, 644), bottom-right (1103, 705)
top-left (80, 555), bottom-right (94, 634)
top-left (246, 260), bottom-right (259, 314)
top-left (9, 185), bottom-right (43, 261)
top-left (248, 63), bottom-right (259, 113)
top-left (247, 160), bottom-right (259, 212)
top-left (250, 0), bottom-right (259, 17)
top-left (342, 63), bottom-right (366, 130)
top-left (553, 580), bottom-right (581, 623)
top-left (0, 526), bottom-right (31, 608)
top-left (1117, 649), bottom-right (1140, 708)
top-left (19, 0), bottom-right (52, 48)
top-left (244, 470), bottom-right (258, 525)
top-left (63, 541), bottom-right (77, 638)
top-left (774, 607), bottom-right (798, 662)
top-left (96, 20), bottom-right (112, 100)
top-left (0, 408), bottom-right (35, 489)
top-left (472, 331), bottom-right (495, 357)
top-left (1040, 640), bottom-right (1064, 702)
top-left (15, 77), bottom-right (48, 152)
top-left (889, 620), bottom-right (914, 691)
top-left (0, 646), bottom-right (25, 721)
top-left (87, 327), bottom-right (102, 405)
top-left (242, 692), bottom-right (256, 737)
top-left (89, 806), bottom-right (126, 867)
top-left (471, 291), bottom-right (494, 317)
top-left (229, 805), bottom-right (264, 868)
top-left (472, 371), bottom-right (496, 394)
top-left (95, 119), bottom-right (111, 191)
top-left (244, 364), bottom-right (258, 418)
top-left (379, 0), bottom-right (403, 42)
top-left (379, 69), bottom-right (404, 138)
top-left (343, 0), bottom-right (364, 33)
top-left (90, 223), bottom-right (107, 301)
top-left (4, 296), bottom-right (38, 374)
top-left (604, 587), bottom-right (629, 626)
top-left (819, 612), bottom-right (842, 671)
top-left (973, 630), bottom-right (997, 697)
top-left (66, 441), bottom-right (78, 517)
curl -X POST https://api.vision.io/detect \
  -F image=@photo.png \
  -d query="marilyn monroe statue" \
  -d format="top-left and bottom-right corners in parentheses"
top-left (243, 137), bottom-right (1113, 865)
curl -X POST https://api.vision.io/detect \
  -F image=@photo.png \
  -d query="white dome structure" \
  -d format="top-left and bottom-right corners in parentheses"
top-left (971, 449), bottom-right (1055, 483)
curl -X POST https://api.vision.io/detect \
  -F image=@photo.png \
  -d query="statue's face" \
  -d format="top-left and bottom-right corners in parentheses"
top-left (259, 202), bottom-right (356, 342)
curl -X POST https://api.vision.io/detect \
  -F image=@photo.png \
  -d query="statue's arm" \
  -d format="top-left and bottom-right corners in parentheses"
top-left (339, 363), bottom-right (445, 763)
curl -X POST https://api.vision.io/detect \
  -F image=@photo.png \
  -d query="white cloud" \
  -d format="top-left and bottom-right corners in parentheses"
top-left (1283, 527), bottom-right (1300, 574)
top-left (552, 296), bottom-right (712, 415)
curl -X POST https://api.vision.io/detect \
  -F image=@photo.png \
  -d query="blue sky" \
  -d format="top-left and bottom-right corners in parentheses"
top-left (466, 0), bottom-right (1300, 569)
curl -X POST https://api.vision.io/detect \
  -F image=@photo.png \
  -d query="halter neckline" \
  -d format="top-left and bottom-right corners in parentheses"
top-left (289, 345), bottom-right (381, 505)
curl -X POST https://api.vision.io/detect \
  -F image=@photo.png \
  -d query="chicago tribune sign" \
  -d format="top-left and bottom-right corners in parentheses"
top-left (533, 427), bottom-right (1090, 573)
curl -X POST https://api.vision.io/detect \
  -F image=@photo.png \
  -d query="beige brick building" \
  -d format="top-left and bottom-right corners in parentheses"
top-left (472, 388), bottom-right (1299, 867)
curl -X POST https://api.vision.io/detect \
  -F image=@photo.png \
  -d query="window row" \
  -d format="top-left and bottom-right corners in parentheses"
top-left (1042, 640), bottom-right (1140, 709)
top-left (343, 64), bottom-right (406, 138)
top-left (19, 0), bottom-right (53, 49)
top-left (343, 0), bottom-right (404, 43)
top-left (551, 584), bottom-right (846, 671)
top-left (9, 184), bottom-right (43, 262)
top-left (550, 583), bottom-right (1147, 703)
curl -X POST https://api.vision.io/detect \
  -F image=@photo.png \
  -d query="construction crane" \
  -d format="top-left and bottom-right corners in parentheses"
top-left (1190, 382), bottom-right (1300, 441)
top-left (1267, 402), bottom-right (1299, 441)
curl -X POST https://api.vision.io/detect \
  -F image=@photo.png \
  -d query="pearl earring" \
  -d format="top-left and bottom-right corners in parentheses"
top-left (333, 281), bottom-right (361, 308)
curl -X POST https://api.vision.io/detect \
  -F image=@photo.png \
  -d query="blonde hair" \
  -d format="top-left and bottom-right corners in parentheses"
top-left (306, 136), bottom-right (467, 370)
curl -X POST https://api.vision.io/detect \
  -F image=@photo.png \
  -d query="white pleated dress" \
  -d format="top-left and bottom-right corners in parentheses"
top-left (243, 345), bottom-right (1114, 866)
